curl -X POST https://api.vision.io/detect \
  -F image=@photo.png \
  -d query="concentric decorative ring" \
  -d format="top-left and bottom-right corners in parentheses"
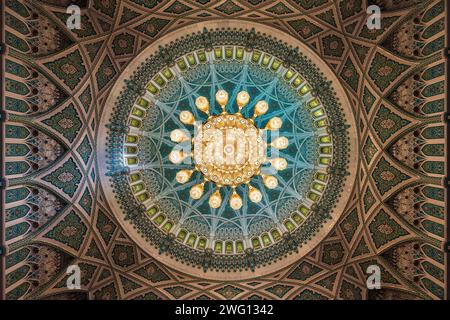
top-left (98, 21), bottom-right (358, 279)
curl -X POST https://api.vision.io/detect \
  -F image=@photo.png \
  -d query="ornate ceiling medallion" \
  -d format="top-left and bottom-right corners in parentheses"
top-left (3, 0), bottom-right (447, 300)
top-left (99, 22), bottom-right (357, 279)
top-left (170, 89), bottom-right (289, 209)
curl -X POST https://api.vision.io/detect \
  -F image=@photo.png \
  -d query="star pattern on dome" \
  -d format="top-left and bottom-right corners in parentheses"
top-left (1, 0), bottom-right (446, 301)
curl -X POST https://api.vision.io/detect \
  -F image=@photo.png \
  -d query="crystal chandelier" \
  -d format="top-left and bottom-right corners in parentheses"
top-left (169, 90), bottom-right (289, 210)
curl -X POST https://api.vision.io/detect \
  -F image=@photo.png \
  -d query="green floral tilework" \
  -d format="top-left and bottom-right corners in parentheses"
top-left (164, 286), bottom-right (192, 299)
top-left (265, 284), bottom-right (293, 298)
top-left (135, 17), bottom-right (170, 37)
top-left (369, 210), bottom-right (409, 249)
top-left (294, 289), bottom-right (327, 300)
top-left (372, 157), bottom-right (411, 196)
top-left (288, 261), bottom-right (323, 281)
top-left (340, 57), bottom-right (360, 93)
top-left (164, 1), bottom-right (193, 14)
top-left (321, 242), bottom-right (345, 265)
top-left (44, 210), bottom-right (87, 251)
top-left (134, 262), bottom-right (170, 283)
top-left (363, 135), bottom-right (377, 164)
top-left (369, 53), bottom-right (409, 92)
top-left (43, 104), bottom-right (82, 143)
top-left (215, 0), bottom-right (244, 15)
top-left (112, 33), bottom-right (136, 56)
top-left (288, 18), bottom-right (323, 39)
top-left (76, 135), bottom-right (93, 165)
top-left (216, 285), bottom-right (244, 299)
top-left (112, 244), bottom-right (136, 269)
top-left (96, 55), bottom-right (117, 91)
top-left (42, 158), bottom-right (82, 197)
top-left (79, 187), bottom-right (93, 215)
top-left (339, 208), bottom-right (359, 243)
top-left (96, 210), bottom-right (117, 245)
top-left (372, 105), bottom-right (410, 143)
top-left (44, 50), bottom-right (87, 90)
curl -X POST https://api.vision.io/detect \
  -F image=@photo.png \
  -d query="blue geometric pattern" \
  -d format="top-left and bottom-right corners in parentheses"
top-left (138, 60), bottom-right (318, 238)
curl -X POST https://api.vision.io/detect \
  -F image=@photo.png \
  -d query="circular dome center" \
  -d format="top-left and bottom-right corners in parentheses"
top-left (98, 22), bottom-right (358, 280)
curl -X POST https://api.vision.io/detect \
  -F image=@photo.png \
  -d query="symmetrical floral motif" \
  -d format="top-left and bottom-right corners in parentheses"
top-left (1, 0), bottom-right (446, 300)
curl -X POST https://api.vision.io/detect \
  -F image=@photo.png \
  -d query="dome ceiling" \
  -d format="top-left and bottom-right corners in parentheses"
top-left (1, 0), bottom-right (447, 300)
top-left (99, 23), bottom-right (357, 278)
